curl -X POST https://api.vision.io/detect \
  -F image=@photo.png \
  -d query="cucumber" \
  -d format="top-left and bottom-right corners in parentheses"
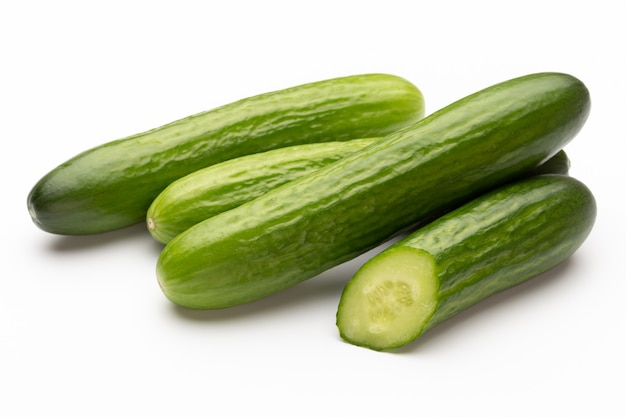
top-left (527, 149), bottom-right (570, 176)
top-left (156, 72), bottom-right (590, 310)
top-left (336, 175), bottom-right (596, 351)
top-left (147, 137), bottom-right (381, 244)
top-left (27, 74), bottom-right (424, 235)
top-left (146, 145), bottom-right (570, 244)
top-left (147, 144), bottom-right (568, 245)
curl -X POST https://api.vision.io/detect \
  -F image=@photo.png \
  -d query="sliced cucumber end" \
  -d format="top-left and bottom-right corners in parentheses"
top-left (336, 246), bottom-right (438, 351)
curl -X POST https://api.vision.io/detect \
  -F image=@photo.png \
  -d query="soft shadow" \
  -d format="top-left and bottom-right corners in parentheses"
top-left (45, 223), bottom-right (163, 254)
top-left (391, 256), bottom-right (579, 354)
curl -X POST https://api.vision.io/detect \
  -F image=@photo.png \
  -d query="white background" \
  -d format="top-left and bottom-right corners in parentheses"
top-left (2, 1), bottom-right (624, 415)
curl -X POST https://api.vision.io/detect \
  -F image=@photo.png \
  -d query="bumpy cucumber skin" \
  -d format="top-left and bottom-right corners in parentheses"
top-left (27, 74), bottom-right (424, 235)
top-left (337, 175), bottom-right (596, 351)
top-left (422, 175), bottom-right (596, 333)
top-left (147, 138), bottom-right (380, 244)
top-left (157, 72), bottom-right (590, 310)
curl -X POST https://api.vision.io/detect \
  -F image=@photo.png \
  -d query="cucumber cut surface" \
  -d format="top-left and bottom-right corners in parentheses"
top-left (337, 247), bottom-right (438, 350)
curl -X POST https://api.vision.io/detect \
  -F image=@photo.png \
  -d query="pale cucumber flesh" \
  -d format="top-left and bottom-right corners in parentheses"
top-left (336, 247), bottom-right (438, 351)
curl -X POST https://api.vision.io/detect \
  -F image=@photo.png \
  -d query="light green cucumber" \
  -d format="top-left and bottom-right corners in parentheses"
top-left (336, 175), bottom-right (596, 351)
top-left (27, 74), bottom-right (424, 235)
top-left (147, 137), bottom-right (381, 244)
top-left (156, 72), bottom-right (590, 310)
top-left (148, 145), bottom-right (569, 244)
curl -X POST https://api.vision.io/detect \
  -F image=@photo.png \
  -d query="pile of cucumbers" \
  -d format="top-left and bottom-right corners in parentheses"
top-left (27, 72), bottom-right (596, 351)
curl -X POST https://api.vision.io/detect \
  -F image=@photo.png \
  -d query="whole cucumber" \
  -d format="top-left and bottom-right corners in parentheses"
top-left (147, 145), bottom-right (569, 244)
top-left (147, 137), bottom-right (381, 244)
top-left (28, 74), bottom-right (424, 235)
top-left (157, 72), bottom-right (590, 310)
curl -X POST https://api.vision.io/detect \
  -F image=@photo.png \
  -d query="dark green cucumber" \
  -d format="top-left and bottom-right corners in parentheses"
top-left (336, 175), bottom-right (596, 351)
top-left (156, 72), bottom-right (590, 310)
top-left (526, 149), bottom-right (570, 176)
top-left (27, 74), bottom-right (424, 235)
top-left (147, 137), bottom-right (381, 244)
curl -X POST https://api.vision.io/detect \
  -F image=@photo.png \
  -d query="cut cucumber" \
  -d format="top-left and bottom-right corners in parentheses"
top-left (336, 175), bottom-right (597, 351)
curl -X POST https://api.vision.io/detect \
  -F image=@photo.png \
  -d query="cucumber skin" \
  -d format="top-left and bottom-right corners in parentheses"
top-left (148, 145), bottom-right (568, 245)
top-left (337, 175), bottom-right (596, 350)
top-left (27, 74), bottom-right (424, 235)
top-left (527, 149), bottom-right (569, 176)
top-left (147, 138), bottom-right (380, 244)
top-left (422, 175), bottom-right (596, 333)
top-left (157, 72), bottom-right (590, 310)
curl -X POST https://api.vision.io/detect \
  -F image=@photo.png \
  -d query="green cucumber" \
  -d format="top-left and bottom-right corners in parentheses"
top-left (148, 144), bottom-right (569, 245)
top-left (527, 149), bottom-right (570, 176)
top-left (156, 72), bottom-right (590, 310)
top-left (27, 74), bottom-right (424, 235)
top-left (147, 137), bottom-right (381, 244)
top-left (336, 175), bottom-right (596, 351)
